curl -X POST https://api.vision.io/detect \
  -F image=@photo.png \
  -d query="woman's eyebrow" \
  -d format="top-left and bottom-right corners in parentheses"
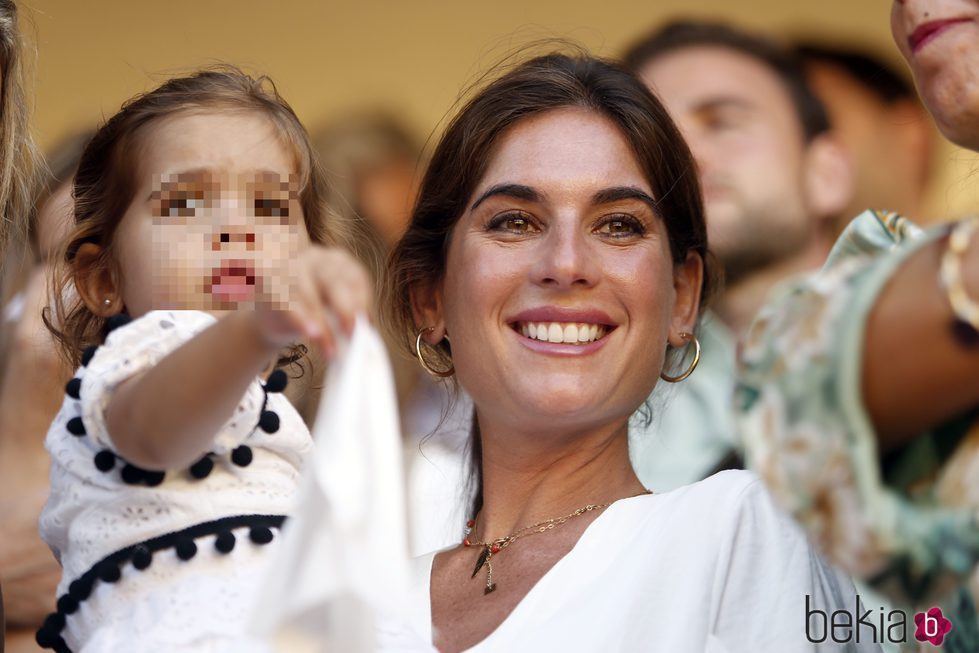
top-left (592, 186), bottom-right (658, 212)
top-left (470, 183), bottom-right (542, 211)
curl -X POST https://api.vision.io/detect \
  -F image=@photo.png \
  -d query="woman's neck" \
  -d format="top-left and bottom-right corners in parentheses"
top-left (471, 415), bottom-right (646, 541)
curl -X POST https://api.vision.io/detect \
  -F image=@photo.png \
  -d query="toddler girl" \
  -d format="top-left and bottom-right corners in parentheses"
top-left (34, 68), bottom-right (370, 652)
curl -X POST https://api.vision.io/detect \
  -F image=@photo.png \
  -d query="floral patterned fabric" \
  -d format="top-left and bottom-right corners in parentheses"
top-left (736, 209), bottom-right (979, 650)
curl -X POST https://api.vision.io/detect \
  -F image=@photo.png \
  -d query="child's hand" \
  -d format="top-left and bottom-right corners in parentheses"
top-left (255, 245), bottom-right (373, 357)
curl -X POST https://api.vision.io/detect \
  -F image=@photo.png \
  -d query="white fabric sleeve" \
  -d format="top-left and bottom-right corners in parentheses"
top-left (709, 480), bottom-right (882, 652)
top-left (78, 310), bottom-right (265, 458)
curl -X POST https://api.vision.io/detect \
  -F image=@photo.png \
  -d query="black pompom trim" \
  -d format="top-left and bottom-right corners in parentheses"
top-left (264, 369), bottom-right (288, 393)
top-left (81, 345), bottom-right (98, 367)
top-left (36, 514), bottom-right (285, 651)
top-left (104, 313), bottom-right (132, 333)
top-left (120, 464), bottom-right (143, 485)
top-left (175, 538), bottom-right (197, 561)
top-left (65, 378), bottom-right (82, 400)
top-left (131, 545), bottom-right (152, 570)
top-left (66, 417), bottom-right (86, 436)
top-left (249, 526), bottom-right (274, 545)
top-left (189, 455), bottom-right (214, 479)
top-left (67, 578), bottom-right (92, 602)
top-left (94, 450), bottom-right (116, 472)
top-left (214, 530), bottom-right (236, 554)
top-left (120, 464), bottom-right (165, 486)
top-left (231, 445), bottom-right (253, 467)
top-left (258, 410), bottom-right (280, 434)
top-left (97, 561), bottom-right (121, 583)
top-left (56, 594), bottom-right (78, 615)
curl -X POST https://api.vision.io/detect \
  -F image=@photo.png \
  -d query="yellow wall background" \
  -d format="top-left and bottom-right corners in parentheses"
top-left (22, 0), bottom-right (979, 220)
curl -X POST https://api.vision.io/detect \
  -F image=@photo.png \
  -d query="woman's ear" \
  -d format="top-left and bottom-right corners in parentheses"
top-left (409, 280), bottom-right (447, 344)
top-left (669, 251), bottom-right (704, 346)
top-left (73, 243), bottom-right (122, 317)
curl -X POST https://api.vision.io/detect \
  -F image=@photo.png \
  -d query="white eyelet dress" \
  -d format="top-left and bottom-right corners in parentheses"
top-left (36, 310), bottom-right (312, 652)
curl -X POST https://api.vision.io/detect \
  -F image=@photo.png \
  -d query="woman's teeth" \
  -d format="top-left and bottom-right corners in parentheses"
top-left (518, 322), bottom-right (607, 344)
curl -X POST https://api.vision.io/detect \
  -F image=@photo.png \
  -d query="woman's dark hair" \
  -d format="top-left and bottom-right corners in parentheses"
top-left (387, 50), bottom-right (716, 516)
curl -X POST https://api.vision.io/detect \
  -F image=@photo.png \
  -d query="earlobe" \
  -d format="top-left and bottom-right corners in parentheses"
top-left (670, 251), bottom-right (704, 346)
top-left (803, 134), bottom-right (855, 221)
top-left (74, 243), bottom-right (122, 317)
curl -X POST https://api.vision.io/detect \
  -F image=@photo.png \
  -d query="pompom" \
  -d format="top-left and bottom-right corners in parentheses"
top-left (66, 417), bottom-right (86, 436)
top-left (189, 456), bottom-right (214, 479)
top-left (35, 624), bottom-right (60, 648)
top-left (249, 526), bottom-right (274, 545)
top-left (97, 561), bottom-right (121, 583)
top-left (214, 530), bottom-right (236, 554)
top-left (42, 612), bottom-right (66, 632)
top-left (68, 578), bottom-right (92, 601)
top-left (56, 594), bottom-right (79, 615)
top-left (231, 445), bottom-right (253, 467)
top-left (131, 545), bottom-right (152, 570)
top-left (65, 378), bottom-right (82, 399)
top-left (143, 470), bottom-right (165, 487)
top-left (81, 345), bottom-right (98, 367)
top-left (94, 450), bottom-right (116, 472)
top-left (264, 369), bottom-right (289, 393)
top-left (175, 538), bottom-right (198, 561)
top-left (258, 410), bottom-right (280, 434)
top-left (120, 464), bottom-right (143, 485)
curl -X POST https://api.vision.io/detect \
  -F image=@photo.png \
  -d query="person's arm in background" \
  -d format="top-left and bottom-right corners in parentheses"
top-left (0, 267), bottom-right (70, 652)
top-left (736, 210), bottom-right (979, 614)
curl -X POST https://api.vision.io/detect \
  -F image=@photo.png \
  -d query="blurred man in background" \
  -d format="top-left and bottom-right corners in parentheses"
top-left (622, 21), bottom-right (853, 490)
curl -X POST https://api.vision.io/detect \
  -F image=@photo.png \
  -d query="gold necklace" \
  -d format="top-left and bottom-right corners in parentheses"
top-left (462, 503), bottom-right (611, 595)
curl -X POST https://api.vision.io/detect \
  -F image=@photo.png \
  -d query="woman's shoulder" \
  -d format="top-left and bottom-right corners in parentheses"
top-left (656, 469), bottom-right (765, 510)
top-left (635, 469), bottom-right (795, 543)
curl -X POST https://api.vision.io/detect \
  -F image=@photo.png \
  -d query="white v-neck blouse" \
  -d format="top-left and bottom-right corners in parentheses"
top-left (379, 470), bottom-right (881, 652)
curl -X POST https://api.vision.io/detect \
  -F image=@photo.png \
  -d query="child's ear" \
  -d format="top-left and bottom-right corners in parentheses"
top-left (74, 243), bottom-right (123, 317)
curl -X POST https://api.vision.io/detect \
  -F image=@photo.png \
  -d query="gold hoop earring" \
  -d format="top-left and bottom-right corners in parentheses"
top-left (415, 326), bottom-right (454, 378)
top-left (660, 332), bottom-right (700, 383)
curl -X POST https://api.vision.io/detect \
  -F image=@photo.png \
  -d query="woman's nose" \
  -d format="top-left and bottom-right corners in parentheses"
top-left (532, 222), bottom-right (599, 289)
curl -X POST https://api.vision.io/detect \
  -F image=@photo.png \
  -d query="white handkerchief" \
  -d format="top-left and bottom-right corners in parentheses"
top-left (250, 318), bottom-right (412, 652)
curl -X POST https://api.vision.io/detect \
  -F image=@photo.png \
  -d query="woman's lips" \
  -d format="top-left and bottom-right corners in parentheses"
top-left (909, 18), bottom-right (972, 54)
top-left (208, 260), bottom-right (257, 302)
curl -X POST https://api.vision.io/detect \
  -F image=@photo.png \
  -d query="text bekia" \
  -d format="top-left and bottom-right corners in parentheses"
top-left (805, 595), bottom-right (907, 645)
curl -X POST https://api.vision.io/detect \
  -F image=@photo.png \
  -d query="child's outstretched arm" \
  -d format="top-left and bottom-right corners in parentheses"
top-left (104, 246), bottom-right (370, 470)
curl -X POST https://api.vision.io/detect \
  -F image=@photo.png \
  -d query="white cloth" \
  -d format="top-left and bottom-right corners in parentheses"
top-left (38, 310), bottom-right (312, 651)
top-left (382, 471), bottom-right (881, 653)
top-left (250, 319), bottom-right (412, 652)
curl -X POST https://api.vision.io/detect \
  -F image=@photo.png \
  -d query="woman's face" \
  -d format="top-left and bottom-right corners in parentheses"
top-left (891, 0), bottom-right (979, 150)
top-left (423, 107), bottom-right (702, 436)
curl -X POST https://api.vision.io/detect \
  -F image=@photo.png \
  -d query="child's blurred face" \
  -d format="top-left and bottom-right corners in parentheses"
top-left (114, 110), bottom-right (310, 317)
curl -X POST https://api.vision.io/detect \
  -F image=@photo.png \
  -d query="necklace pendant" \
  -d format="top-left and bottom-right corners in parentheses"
top-left (471, 546), bottom-right (491, 579)
top-left (483, 582), bottom-right (496, 595)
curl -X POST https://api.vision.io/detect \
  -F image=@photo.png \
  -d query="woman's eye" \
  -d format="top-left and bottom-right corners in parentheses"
top-left (255, 197), bottom-right (290, 218)
top-left (596, 216), bottom-right (646, 237)
top-left (488, 212), bottom-right (536, 234)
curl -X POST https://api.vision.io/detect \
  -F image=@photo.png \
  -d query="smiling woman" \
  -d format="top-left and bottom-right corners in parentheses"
top-left (383, 51), bottom-right (875, 652)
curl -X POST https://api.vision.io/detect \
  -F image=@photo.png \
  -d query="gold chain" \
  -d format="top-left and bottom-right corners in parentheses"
top-left (462, 503), bottom-right (611, 595)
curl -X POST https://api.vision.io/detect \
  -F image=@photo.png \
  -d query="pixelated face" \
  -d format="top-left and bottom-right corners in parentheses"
top-left (114, 110), bottom-right (310, 317)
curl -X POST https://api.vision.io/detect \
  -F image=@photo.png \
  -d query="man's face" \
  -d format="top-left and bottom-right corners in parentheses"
top-left (638, 46), bottom-right (815, 281)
